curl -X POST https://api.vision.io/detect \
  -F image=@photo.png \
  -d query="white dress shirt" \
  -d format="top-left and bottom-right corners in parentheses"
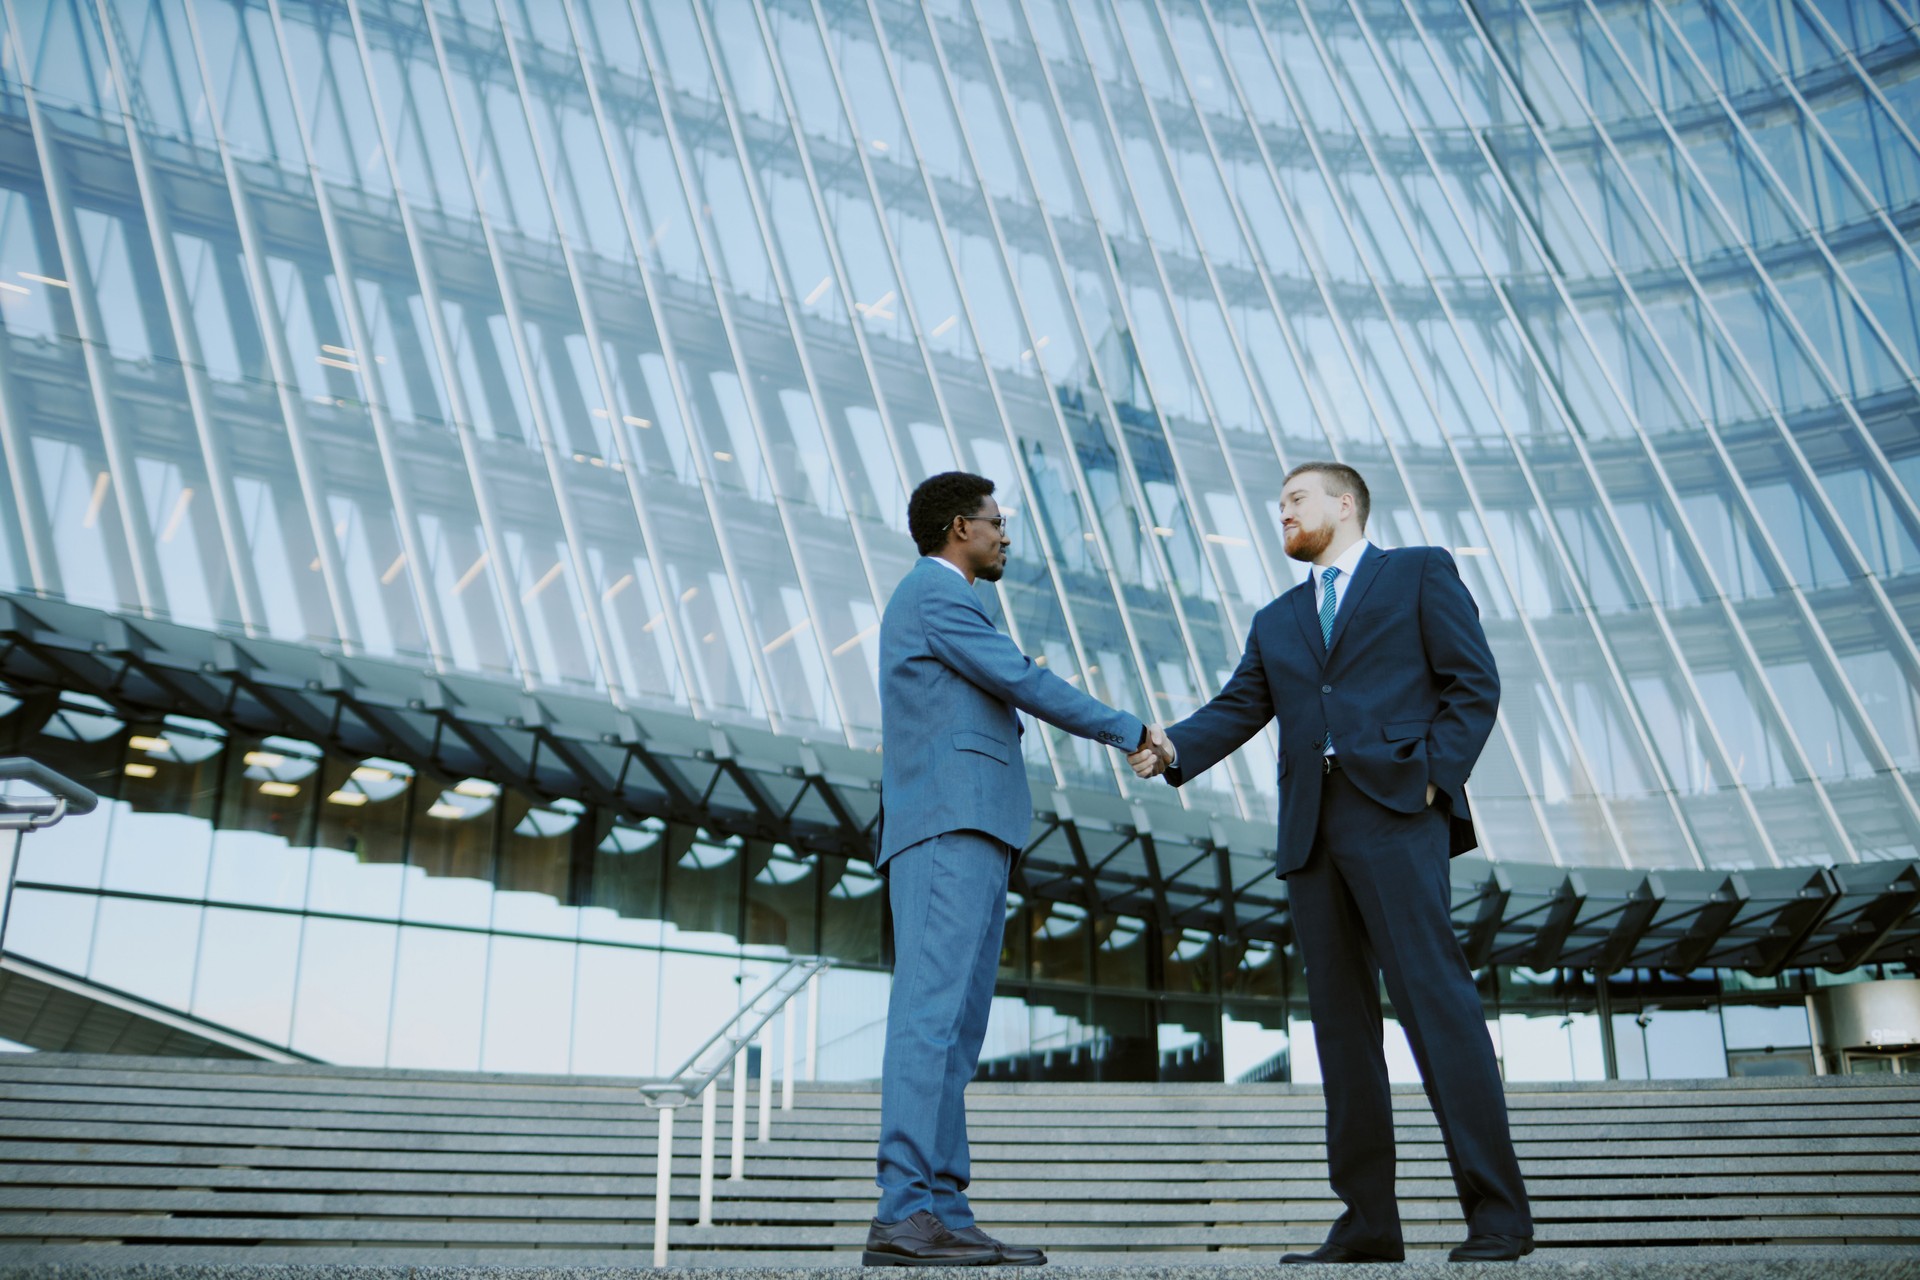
top-left (1315, 539), bottom-right (1371, 755)
top-left (1315, 538), bottom-right (1372, 622)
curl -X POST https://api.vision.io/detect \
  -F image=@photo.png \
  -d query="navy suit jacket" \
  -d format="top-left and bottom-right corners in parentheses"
top-left (876, 558), bottom-right (1145, 869)
top-left (1165, 545), bottom-right (1499, 874)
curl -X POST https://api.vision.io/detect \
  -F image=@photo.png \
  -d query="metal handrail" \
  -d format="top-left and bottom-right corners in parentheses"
top-left (636, 955), bottom-right (831, 1265)
top-left (0, 760), bottom-right (96, 956)
top-left (0, 758), bottom-right (98, 833)
top-left (645, 956), bottom-right (826, 1104)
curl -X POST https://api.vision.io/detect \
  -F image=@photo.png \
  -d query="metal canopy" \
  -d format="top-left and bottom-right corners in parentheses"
top-left (3, 592), bottom-right (1916, 972)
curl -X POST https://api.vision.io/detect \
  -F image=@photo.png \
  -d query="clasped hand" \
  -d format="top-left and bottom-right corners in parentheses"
top-left (1128, 724), bottom-right (1173, 779)
top-left (1127, 735), bottom-right (1435, 801)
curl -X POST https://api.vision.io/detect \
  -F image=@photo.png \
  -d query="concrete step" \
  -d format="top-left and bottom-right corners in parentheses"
top-left (0, 1053), bottom-right (1914, 1266)
top-left (0, 1054), bottom-right (1907, 1100)
top-left (6, 1138), bottom-right (1910, 1180)
top-left (11, 1081), bottom-right (1916, 1128)
top-left (7, 1079), bottom-right (1919, 1127)
top-left (7, 1174), bottom-right (1912, 1205)
top-left (5, 1114), bottom-right (1911, 1150)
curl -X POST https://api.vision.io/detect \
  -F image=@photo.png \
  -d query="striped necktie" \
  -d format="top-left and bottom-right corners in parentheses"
top-left (1321, 566), bottom-right (1340, 754)
top-left (1319, 566), bottom-right (1340, 648)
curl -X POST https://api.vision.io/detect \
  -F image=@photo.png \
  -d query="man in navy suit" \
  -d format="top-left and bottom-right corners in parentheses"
top-left (1132, 462), bottom-right (1532, 1264)
top-left (865, 471), bottom-right (1164, 1267)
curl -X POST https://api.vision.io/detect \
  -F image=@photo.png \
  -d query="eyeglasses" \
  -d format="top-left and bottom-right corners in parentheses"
top-left (957, 513), bottom-right (1012, 532)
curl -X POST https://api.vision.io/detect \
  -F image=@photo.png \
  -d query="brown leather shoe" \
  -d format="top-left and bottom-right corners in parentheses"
top-left (949, 1223), bottom-right (1047, 1266)
top-left (862, 1211), bottom-right (999, 1266)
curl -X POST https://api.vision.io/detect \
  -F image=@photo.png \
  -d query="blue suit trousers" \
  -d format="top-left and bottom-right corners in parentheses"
top-left (875, 830), bottom-right (1009, 1226)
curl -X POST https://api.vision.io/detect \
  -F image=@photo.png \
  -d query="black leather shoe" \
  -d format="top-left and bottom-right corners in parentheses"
top-left (1281, 1241), bottom-right (1404, 1264)
top-left (949, 1223), bottom-right (1047, 1266)
top-left (1449, 1233), bottom-right (1535, 1262)
top-left (863, 1211), bottom-right (999, 1266)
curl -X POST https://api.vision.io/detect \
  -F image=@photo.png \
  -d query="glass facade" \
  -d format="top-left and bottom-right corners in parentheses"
top-left (0, 0), bottom-right (1917, 1081)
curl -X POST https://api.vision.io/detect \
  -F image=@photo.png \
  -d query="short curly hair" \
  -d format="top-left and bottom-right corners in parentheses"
top-left (908, 471), bottom-right (996, 556)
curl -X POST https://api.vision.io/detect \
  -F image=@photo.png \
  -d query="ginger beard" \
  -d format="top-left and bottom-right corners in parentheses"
top-left (1284, 517), bottom-right (1335, 562)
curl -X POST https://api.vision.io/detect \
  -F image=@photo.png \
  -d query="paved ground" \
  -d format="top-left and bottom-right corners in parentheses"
top-left (2, 1256), bottom-right (1919, 1277)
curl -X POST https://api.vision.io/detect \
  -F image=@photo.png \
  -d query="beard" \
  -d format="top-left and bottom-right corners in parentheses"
top-left (975, 555), bottom-right (1006, 583)
top-left (1284, 520), bottom-right (1334, 562)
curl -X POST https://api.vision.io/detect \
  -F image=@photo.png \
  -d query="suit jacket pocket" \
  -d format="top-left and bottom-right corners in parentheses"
top-left (954, 730), bottom-right (1012, 763)
top-left (1382, 720), bottom-right (1431, 742)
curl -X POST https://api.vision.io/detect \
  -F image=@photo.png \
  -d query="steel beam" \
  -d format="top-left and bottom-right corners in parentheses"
top-left (1663, 876), bottom-right (1751, 975)
top-left (1592, 876), bottom-right (1666, 976)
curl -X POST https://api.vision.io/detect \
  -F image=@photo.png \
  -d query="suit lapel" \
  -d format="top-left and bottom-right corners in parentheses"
top-left (1289, 582), bottom-right (1325, 667)
top-left (1324, 544), bottom-right (1384, 659)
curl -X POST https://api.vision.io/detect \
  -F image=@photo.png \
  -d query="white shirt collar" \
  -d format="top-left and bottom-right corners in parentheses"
top-left (924, 555), bottom-right (969, 581)
top-left (1319, 537), bottom-right (1371, 581)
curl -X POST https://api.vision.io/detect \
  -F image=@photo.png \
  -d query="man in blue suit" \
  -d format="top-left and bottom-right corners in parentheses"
top-left (1132, 462), bottom-right (1532, 1264)
top-left (864, 471), bottom-right (1161, 1268)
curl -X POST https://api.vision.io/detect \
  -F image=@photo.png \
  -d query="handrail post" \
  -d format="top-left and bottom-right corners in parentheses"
top-left (782, 999), bottom-right (796, 1111)
top-left (729, 1044), bottom-right (748, 1181)
top-left (757, 1026), bottom-right (772, 1143)
top-left (806, 970), bottom-right (821, 1082)
top-left (637, 955), bottom-right (831, 1225)
top-left (0, 830), bottom-right (20, 954)
top-left (698, 1079), bottom-right (717, 1226)
top-left (652, 1104), bottom-right (674, 1268)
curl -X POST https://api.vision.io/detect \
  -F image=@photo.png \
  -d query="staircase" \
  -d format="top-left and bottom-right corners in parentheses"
top-left (0, 1052), bottom-right (1914, 1266)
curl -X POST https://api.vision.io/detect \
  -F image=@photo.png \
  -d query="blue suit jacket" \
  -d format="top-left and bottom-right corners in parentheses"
top-left (1165, 545), bottom-right (1499, 874)
top-left (877, 558), bottom-right (1145, 868)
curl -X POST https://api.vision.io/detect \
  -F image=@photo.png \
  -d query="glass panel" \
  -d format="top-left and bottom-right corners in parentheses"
top-left (386, 925), bottom-right (488, 1068)
top-left (821, 854), bottom-right (883, 965)
top-left (289, 918), bottom-right (397, 1065)
top-left (747, 842), bottom-right (818, 954)
top-left (403, 777), bottom-right (498, 928)
top-left (307, 756), bottom-right (409, 919)
top-left (1, 888), bottom-right (98, 973)
top-left (101, 722), bottom-right (221, 898)
top-left (191, 907), bottom-right (300, 1046)
top-left (86, 894), bottom-right (201, 1010)
top-left (480, 936), bottom-right (575, 1072)
top-left (572, 942), bottom-right (663, 1076)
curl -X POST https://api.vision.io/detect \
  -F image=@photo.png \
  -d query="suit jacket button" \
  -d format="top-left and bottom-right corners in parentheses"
top-left (1321, 684), bottom-right (1332, 694)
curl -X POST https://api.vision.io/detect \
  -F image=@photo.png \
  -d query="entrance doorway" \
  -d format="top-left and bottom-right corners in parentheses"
top-left (1841, 1048), bottom-right (1920, 1075)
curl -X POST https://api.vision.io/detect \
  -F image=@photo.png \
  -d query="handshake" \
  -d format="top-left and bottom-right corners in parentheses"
top-left (1129, 724), bottom-right (1174, 779)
